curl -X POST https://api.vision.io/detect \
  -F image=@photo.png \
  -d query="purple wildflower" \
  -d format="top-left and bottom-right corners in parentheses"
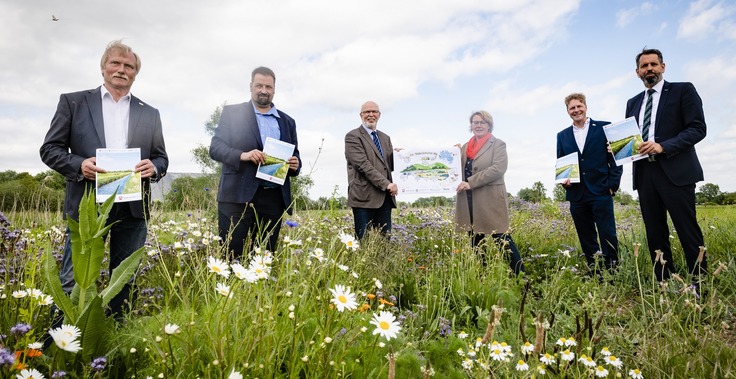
top-left (91, 356), bottom-right (107, 371)
top-left (10, 323), bottom-right (31, 336)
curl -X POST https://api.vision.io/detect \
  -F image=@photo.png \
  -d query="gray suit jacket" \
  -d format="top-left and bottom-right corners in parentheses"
top-left (40, 86), bottom-right (168, 220)
top-left (455, 136), bottom-right (511, 234)
top-left (344, 126), bottom-right (396, 209)
top-left (209, 101), bottom-right (301, 213)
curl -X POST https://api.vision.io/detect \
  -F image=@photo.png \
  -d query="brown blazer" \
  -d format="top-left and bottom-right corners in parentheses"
top-left (455, 135), bottom-right (511, 235)
top-left (345, 126), bottom-right (396, 209)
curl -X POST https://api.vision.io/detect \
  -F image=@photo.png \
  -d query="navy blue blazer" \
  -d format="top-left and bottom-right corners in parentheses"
top-left (556, 119), bottom-right (622, 202)
top-left (209, 101), bottom-right (301, 214)
top-left (625, 81), bottom-right (706, 190)
top-left (40, 87), bottom-right (169, 220)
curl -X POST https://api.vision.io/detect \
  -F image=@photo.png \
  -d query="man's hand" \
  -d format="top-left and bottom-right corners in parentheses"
top-left (638, 141), bottom-right (664, 155)
top-left (288, 156), bottom-right (299, 172)
top-left (241, 149), bottom-right (265, 165)
top-left (81, 157), bottom-right (105, 181)
top-left (387, 183), bottom-right (398, 196)
top-left (135, 159), bottom-right (157, 179)
top-left (561, 178), bottom-right (571, 188)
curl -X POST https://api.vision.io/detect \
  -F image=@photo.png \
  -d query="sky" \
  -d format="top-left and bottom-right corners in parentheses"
top-left (2, 0), bottom-right (736, 200)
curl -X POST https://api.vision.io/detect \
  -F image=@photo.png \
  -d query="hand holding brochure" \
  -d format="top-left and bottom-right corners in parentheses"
top-left (603, 117), bottom-right (648, 166)
top-left (555, 152), bottom-right (580, 183)
top-left (95, 148), bottom-right (142, 203)
top-left (256, 137), bottom-right (295, 185)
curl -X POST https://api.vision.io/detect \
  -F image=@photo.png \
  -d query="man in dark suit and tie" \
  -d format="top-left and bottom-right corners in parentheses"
top-left (210, 66), bottom-right (301, 259)
top-left (557, 93), bottom-right (622, 274)
top-left (345, 101), bottom-right (398, 240)
top-left (625, 48), bottom-right (707, 282)
top-left (40, 40), bottom-right (168, 317)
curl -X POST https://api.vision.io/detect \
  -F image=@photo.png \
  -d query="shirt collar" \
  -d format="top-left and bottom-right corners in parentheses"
top-left (252, 102), bottom-right (281, 118)
top-left (362, 124), bottom-right (377, 134)
top-left (649, 80), bottom-right (665, 93)
top-left (573, 117), bottom-right (590, 130)
top-left (100, 84), bottom-right (131, 102)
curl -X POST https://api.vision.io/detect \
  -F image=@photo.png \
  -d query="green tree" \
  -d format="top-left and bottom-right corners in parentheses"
top-left (696, 183), bottom-right (722, 204)
top-left (553, 184), bottom-right (566, 202)
top-left (412, 196), bottom-right (454, 208)
top-left (290, 175), bottom-right (315, 211)
top-left (518, 181), bottom-right (548, 203)
top-left (191, 102), bottom-right (225, 174)
top-left (614, 190), bottom-right (636, 205)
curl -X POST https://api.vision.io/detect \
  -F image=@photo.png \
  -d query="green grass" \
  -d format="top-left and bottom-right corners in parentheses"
top-left (1, 201), bottom-right (734, 378)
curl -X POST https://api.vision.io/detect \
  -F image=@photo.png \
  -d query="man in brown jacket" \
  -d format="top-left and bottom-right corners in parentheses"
top-left (344, 101), bottom-right (398, 239)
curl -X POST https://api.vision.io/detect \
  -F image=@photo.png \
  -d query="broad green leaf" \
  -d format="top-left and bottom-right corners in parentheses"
top-left (101, 246), bottom-right (144, 307)
top-left (76, 295), bottom-right (108, 360)
top-left (41, 248), bottom-right (77, 322)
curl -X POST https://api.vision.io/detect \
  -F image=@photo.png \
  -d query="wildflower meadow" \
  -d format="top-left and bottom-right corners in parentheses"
top-left (0, 194), bottom-right (734, 378)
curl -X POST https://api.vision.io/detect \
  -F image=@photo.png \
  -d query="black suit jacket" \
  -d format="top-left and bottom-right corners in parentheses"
top-left (625, 81), bottom-right (706, 190)
top-left (556, 119), bottom-right (622, 201)
top-left (40, 87), bottom-right (168, 220)
top-left (209, 101), bottom-right (301, 214)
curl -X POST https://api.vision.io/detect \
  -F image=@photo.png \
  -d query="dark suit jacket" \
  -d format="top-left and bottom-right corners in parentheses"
top-left (209, 101), bottom-right (301, 214)
top-left (556, 119), bottom-right (622, 201)
top-left (40, 87), bottom-right (168, 220)
top-left (625, 81), bottom-right (706, 190)
top-left (345, 126), bottom-right (396, 209)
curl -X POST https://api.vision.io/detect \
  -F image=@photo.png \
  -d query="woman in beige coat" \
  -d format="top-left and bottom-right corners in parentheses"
top-left (455, 110), bottom-right (524, 275)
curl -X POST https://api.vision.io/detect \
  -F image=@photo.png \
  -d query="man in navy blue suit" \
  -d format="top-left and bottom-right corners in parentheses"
top-left (625, 48), bottom-right (707, 282)
top-left (210, 67), bottom-right (301, 259)
top-left (557, 93), bottom-right (622, 273)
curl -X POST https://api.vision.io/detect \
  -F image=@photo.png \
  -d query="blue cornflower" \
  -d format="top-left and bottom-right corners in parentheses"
top-left (285, 220), bottom-right (298, 228)
top-left (52, 371), bottom-right (68, 378)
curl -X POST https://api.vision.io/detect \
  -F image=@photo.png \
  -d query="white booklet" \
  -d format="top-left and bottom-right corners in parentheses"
top-left (603, 117), bottom-right (648, 166)
top-left (555, 152), bottom-right (580, 183)
top-left (95, 148), bottom-right (142, 203)
top-left (256, 137), bottom-right (295, 186)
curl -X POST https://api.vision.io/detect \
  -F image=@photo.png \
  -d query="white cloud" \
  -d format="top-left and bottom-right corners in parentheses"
top-left (616, 2), bottom-right (656, 28)
top-left (678, 0), bottom-right (736, 40)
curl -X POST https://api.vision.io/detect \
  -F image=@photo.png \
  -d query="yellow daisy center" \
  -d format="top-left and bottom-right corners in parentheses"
top-left (338, 295), bottom-right (347, 303)
top-left (379, 321), bottom-right (389, 330)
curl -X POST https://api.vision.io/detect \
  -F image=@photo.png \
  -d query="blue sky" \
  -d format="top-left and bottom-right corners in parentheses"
top-left (1, 0), bottom-right (735, 200)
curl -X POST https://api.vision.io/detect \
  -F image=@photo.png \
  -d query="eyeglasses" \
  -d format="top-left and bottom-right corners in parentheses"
top-left (361, 110), bottom-right (380, 115)
top-left (471, 121), bottom-right (487, 125)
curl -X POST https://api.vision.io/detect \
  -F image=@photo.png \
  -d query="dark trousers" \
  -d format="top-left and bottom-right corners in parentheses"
top-left (60, 203), bottom-right (146, 318)
top-left (472, 233), bottom-right (525, 275)
top-left (218, 186), bottom-right (285, 260)
top-left (569, 189), bottom-right (619, 271)
top-left (636, 160), bottom-right (706, 281)
top-left (352, 193), bottom-right (393, 240)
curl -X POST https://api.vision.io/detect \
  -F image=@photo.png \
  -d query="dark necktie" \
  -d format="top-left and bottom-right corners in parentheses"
top-left (371, 131), bottom-right (384, 159)
top-left (641, 88), bottom-right (655, 141)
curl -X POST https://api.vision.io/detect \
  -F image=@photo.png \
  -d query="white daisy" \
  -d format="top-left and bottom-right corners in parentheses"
top-left (370, 311), bottom-right (401, 340)
top-left (329, 285), bottom-right (358, 312)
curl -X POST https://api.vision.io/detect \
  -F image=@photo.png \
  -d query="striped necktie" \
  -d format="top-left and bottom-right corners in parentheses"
top-left (371, 131), bottom-right (384, 159)
top-left (641, 88), bottom-right (655, 141)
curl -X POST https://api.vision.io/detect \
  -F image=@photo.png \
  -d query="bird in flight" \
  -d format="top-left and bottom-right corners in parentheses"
top-left (52, 15), bottom-right (59, 21)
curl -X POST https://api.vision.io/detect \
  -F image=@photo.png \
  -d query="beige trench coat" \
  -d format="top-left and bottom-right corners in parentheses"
top-left (455, 135), bottom-right (512, 235)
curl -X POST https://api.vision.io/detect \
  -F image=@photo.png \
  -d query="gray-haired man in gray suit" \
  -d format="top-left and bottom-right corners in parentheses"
top-left (40, 40), bottom-right (168, 318)
top-left (345, 101), bottom-right (397, 240)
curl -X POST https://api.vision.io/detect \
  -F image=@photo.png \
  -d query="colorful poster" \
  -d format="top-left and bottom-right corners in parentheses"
top-left (95, 148), bottom-right (142, 203)
top-left (603, 117), bottom-right (648, 166)
top-left (256, 137), bottom-right (295, 186)
top-left (555, 152), bottom-right (580, 183)
top-left (393, 147), bottom-right (462, 195)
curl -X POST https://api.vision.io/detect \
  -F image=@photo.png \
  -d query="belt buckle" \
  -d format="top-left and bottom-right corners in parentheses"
top-left (647, 155), bottom-right (656, 162)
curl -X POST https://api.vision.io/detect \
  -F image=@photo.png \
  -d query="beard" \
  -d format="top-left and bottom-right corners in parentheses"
top-left (639, 72), bottom-right (661, 86)
top-left (254, 94), bottom-right (272, 107)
